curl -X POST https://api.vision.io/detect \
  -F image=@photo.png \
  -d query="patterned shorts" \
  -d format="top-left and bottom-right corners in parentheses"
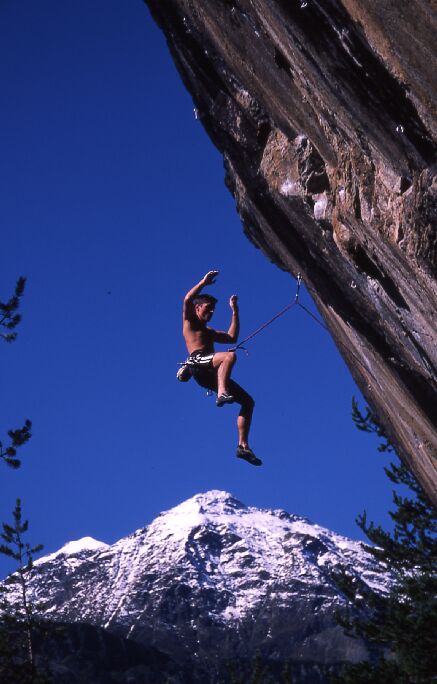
top-left (186, 349), bottom-right (215, 371)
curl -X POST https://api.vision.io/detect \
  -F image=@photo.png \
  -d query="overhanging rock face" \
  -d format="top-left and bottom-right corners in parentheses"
top-left (144, 0), bottom-right (437, 503)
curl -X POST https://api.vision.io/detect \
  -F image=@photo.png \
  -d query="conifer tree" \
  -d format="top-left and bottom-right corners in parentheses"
top-left (0, 278), bottom-right (49, 681)
top-left (1, 277), bottom-right (31, 470)
top-left (0, 499), bottom-right (47, 683)
top-left (333, 399), bottom-right (437, 683)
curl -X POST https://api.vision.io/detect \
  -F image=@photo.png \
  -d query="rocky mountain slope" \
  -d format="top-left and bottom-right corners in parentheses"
top-left (3, 491), bottom-right (392, 680)
top-left (143, 0), bottom-right (437, 504)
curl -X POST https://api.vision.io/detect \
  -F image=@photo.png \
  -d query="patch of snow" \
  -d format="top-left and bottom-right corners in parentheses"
top-left (34, 537), bottom-right (108, 565)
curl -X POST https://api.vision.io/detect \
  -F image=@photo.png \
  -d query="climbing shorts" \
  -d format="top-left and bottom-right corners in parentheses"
top-left (181, 350), bottom-right (253, 408)
top-left (177, 350), bottom-right (214, 383)
top-left (186, 349), bottom-right (215, 371)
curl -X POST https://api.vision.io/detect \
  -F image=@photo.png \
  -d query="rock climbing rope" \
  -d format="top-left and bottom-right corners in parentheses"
top-left (230, 274), bottom-right (377, 389)
top-left (178, 272), bottom-right (377, 391)
top-left (231, 274), bottom-right (303, 352)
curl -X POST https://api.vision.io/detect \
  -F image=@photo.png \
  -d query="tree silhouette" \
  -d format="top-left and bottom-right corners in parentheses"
top-left (0, 500), bottom-right (45, 684)
top-left (333, 400), bottom-right (437, 683)
top-left (1, 277), bottom-right (32, 470)
top-left (0, 276), bottom-right (26, 343)
top-left (0, 278), bottom-right (49, 682)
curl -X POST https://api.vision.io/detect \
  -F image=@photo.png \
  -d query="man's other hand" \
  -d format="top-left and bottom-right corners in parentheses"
top-left (230, 295), bottom-right (239, 311)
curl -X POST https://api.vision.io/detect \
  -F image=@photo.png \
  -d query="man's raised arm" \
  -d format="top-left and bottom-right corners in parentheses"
top-left (227, 295), bottom-right (240, 342)
top-left (184, 271), bottom-right (218, 303)
top-left (183, 270), bottom-right (219, 317)
top-left (213, 295), bottom-right (240, 344)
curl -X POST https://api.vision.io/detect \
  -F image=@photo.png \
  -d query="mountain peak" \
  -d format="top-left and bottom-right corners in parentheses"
top-left (2, 492), bottom-right (393, 675)
top-left (188, 489), bottom-right (246, 511)
top-left (150, 490), bottom-right (247, 542)
top-left (35, 536), bottom-right (108, 565)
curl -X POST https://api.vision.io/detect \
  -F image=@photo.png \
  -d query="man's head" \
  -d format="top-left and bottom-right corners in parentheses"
top-left (192, 294), bottom-right (217, 322)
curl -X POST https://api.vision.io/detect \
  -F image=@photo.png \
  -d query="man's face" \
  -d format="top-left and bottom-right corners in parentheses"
top-left (195, 302), bottom-right (215, 322)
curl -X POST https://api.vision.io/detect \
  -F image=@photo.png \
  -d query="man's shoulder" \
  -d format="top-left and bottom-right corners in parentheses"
top-left (184, 313), bottom-right (197, 325)
top-left (184, 317), bottom-right (204, 334)
top-left (183, 295), bottom-right (194, 312)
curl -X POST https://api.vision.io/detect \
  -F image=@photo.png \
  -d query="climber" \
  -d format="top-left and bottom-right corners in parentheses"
top-left (179, 270), bottom-right (261, 466)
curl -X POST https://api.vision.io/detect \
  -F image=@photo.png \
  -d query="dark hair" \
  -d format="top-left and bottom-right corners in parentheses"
top-left (192, 294), bottom-right (218, 307)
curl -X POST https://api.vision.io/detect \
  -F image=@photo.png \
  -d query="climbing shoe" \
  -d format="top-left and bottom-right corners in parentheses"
top-left (236, 445), bottom-right (262, 466)
top-left (176, 364), bottom-right (191, 382)
top-left (216, 393), bottom-right (235, 407)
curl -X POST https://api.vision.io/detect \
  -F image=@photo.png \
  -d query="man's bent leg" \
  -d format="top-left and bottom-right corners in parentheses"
top-left (229, 380), bottom-right (255, 448)
top-left (230, 381), bottom-right (261, 465)
top-left (212, 351), bottom-right (236, 398)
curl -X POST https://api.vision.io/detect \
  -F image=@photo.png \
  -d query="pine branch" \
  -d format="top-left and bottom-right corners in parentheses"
top-left (0, 420), bottom-right (32, 470)
top-left (351, 397), bottom-right (393, 452)
top-left (0, 277), bottom-right (26, 341)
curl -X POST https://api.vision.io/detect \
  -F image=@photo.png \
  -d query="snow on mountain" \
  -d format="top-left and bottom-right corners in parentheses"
top-left (2, 491), bottom-right (392, 667)
top-left (33, 536), bottom-right (108, 566)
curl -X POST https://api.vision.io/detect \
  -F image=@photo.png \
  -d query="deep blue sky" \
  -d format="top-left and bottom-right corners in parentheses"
top-left (1, 1), bottom-right (396, 577)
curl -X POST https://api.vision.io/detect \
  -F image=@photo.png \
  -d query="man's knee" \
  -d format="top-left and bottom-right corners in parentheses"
top-left (242, 394), bottom-right (255, 412)
top-left (228, 381), bottom-right (253, 409)
top-left (226, 351), bottom-right (236, 365)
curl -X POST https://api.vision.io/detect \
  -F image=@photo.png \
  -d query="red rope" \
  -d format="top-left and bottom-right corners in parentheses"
top-left (232, 275), bottom-right (302, 351)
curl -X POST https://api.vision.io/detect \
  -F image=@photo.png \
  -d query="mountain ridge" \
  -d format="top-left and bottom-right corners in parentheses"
top-left (3, 490), bottom-right (392, 674)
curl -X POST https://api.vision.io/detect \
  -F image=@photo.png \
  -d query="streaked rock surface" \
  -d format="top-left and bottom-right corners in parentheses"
top-left (143, 0), bottom-right (437, 503)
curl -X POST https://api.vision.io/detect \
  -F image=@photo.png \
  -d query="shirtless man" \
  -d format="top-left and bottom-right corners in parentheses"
top-left (180, 270), bottom-right (261, 466)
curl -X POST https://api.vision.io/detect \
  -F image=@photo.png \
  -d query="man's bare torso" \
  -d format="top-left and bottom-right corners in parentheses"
top-left (183, 317), bottom-right (215, 355)
top-left (182, 271), bottom-right (238, 356)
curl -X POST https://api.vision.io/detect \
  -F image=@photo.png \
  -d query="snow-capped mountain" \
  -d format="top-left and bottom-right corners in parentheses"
top-left (2, 491), bottom-right (391, 674)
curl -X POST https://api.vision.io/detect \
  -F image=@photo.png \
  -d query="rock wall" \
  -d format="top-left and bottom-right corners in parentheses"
top-left (144, 0), bottom-right (437, 503)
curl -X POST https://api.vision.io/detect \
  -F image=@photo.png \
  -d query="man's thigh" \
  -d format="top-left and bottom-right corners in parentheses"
top-left (212, 351), bottom-right (234, 368)
top-left (192, 368), bottom-right (218, 391)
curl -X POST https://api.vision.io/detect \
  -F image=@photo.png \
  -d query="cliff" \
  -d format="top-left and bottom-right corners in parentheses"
top-left (144, 0), bottom-right (437, 503)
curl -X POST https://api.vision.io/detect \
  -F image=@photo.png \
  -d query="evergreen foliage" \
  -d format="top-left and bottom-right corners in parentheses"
top-left (0, 278), bottom-right (49, 681)
top-left (0, 276), bottom-right (26, 343)
top-left (351, 397), bottom-right (393, 453)
top-left (0, 419), bottom-right (32, 470)
top-left (333, 400), bottom-right (437, 684)
top-left (0, 500), bottom-right (50, 683)
top-left (1, 278), bottom-right (31, 470)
